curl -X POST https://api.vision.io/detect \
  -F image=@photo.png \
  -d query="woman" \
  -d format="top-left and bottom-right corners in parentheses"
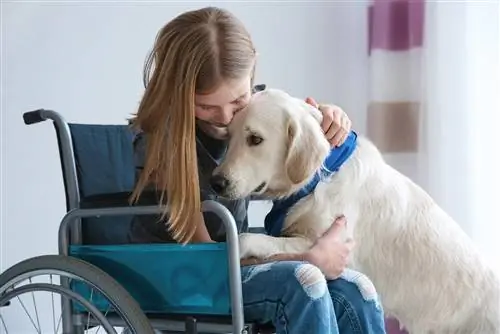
top-left (128, 6), bottom-right (386, 334)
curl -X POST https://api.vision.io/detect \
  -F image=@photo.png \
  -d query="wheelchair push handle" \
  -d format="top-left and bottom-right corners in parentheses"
top-left (23, 109), bottom-right (67, 127)
top-left (23, 109), bottom-right (48, 125)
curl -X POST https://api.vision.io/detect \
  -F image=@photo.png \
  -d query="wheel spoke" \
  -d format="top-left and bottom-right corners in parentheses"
top-left (16, 296), bottom-right (41, 333)
top-left (28, 278), bottom-right (42, 333)
top-left (55, 310), bottom-right (63, 334)
top-left (95, 303), bottom-right (112, 334)
top-left (0, 312), bottom-right (8, 333)
top-left (50, 275), bottom-right (57, 333)
top-left (87, 289), bottom-right (94, 330)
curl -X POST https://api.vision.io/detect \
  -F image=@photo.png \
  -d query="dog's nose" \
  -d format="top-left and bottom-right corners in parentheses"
top-left (210, 174), bottom-right (229, 194)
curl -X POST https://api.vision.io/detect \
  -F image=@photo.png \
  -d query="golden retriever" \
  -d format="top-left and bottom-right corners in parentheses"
top-left (211, 88), bottom-right (500, 334)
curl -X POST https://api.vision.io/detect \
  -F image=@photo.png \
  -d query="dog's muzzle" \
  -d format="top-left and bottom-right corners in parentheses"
top-left (210, 174), bottom-right (229, 195)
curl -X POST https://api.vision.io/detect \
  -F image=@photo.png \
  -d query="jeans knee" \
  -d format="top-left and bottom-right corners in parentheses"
top-left (339, 269), bottom-right (380, 306)
top-left (241, 261), bottom-right (337, 333)
top-left (293, 263), bottom-right (329, 300)
top-left (329, 269), bottom-right (384, 320)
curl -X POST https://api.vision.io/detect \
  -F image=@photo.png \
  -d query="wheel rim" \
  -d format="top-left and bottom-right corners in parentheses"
top-left (0, 283), bottom-right (117, 333)
top-left (0, 270), bottom-right (138, 333)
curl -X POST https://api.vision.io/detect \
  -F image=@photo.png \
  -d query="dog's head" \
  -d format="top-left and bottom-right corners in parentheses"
top-left (210, 88), bottom-right (330, 199)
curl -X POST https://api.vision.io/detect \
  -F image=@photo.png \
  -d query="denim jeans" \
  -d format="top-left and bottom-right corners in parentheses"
top-left (242, 261), bottom-right (386, 334)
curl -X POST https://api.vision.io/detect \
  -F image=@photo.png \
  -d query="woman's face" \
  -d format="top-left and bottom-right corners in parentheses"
top-left (195, 76), bottom-right (252, 140)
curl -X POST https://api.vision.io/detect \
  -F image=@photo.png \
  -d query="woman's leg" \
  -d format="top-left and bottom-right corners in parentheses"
top-left (242, 260), bottom-right (338, 334)
top-left (328, 269), bottom-right (387, 334)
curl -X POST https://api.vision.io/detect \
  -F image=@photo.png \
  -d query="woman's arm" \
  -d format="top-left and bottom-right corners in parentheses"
top-left (241, 217), bottom-right (353, 280)
top-left (191, 212), bottom-right (216, 243)
top-left (240, 253), bottom-right (306, 266)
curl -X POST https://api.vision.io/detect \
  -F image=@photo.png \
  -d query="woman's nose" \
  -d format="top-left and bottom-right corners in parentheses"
top-left (217, 108), bottom-right (235, 126)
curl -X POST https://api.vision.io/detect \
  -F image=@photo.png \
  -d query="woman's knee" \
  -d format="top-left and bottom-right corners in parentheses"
top-left (275, 262), bottom-right (337, 332)
top-left (337, 269), bottom-right (381, 305)
top-left (242, 261), bottom-right (336, 332)
top-left (293, 262), bottom-right (329, 300)
top-left (328, 269), bottom-right (386, 333)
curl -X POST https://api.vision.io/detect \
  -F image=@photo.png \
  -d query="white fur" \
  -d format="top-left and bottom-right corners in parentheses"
top-left (214, 88), bottom-right (500, 334)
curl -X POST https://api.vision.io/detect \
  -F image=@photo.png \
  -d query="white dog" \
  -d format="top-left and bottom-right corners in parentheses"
top-left (210, 88), bottom-right (500, 334)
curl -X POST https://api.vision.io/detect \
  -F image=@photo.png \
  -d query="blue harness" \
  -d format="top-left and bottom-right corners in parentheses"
top-left (264, 131), bottom-right (358, 237)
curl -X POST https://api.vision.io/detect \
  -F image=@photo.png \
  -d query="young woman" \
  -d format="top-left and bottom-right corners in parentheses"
top-left (128, 6), bottom-right (386, 334)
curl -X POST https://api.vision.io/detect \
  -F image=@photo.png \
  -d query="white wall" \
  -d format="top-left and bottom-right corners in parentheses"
top-left (1, 1), bottom-right (369, 272)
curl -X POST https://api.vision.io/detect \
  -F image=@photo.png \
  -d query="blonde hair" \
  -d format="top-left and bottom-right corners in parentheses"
top-left (130, 7), bottom-right (256, 243)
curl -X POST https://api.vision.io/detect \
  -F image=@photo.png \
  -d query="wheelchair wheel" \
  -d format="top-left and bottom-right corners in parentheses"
top-left (0, 254), bottom-right (155, 333)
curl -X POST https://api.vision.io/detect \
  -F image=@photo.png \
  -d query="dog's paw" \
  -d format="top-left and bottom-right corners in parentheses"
top-left (238, 233), bottom-right (264, 259)
top-left (239, 233), bottom-right (280, 260)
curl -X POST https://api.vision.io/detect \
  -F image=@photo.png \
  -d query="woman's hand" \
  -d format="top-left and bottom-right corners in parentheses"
top-left (305, 97), bottom-right (352, 148)
top-left (303, 216), bottom-right (354, 279)
top-left (240, 257), bottom-right (261, 266)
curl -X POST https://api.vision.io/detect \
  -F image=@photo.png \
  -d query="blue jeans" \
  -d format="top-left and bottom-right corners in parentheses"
top-left (242, 261), bottom-right (386, 334)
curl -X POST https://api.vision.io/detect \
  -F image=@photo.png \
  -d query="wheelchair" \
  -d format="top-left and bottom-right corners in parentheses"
top-left (0, 109), bottom-right (274, 333)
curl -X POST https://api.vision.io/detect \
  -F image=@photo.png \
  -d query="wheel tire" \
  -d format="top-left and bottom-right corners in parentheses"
top-left (0, 254), bottom-right (155, 334)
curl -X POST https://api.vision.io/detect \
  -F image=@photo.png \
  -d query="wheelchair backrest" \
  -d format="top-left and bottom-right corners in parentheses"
top-left (65, 123), bottom-right (136, 245)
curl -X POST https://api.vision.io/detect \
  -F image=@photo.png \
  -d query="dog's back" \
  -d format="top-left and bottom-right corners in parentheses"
top-left (331, 135), bottom-right (500, 333)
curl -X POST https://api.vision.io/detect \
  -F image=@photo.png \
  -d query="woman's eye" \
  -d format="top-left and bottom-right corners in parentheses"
top-left (247, 134), bottom-right (263, 146)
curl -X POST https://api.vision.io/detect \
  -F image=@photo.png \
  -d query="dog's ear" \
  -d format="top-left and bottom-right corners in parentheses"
top-left (285, 113), bottom-right (329, 185)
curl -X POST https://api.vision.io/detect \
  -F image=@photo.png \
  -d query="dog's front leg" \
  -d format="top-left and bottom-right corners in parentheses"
top-left (239, 233), bottom-right (313, 260)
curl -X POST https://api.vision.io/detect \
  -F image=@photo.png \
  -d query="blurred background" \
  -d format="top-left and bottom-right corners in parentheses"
top-left (1, 0), bottom-right (499, 332)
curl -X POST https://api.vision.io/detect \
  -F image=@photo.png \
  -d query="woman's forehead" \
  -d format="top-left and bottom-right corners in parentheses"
top-left (195, 77), bottom-right (251, 106)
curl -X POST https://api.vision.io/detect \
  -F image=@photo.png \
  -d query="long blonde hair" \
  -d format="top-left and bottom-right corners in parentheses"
top-left (130, 7), bottom-right (256, 243)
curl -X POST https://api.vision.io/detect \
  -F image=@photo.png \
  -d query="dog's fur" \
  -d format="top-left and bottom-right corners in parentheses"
top-left (212, 88), bottom-right (500, 334)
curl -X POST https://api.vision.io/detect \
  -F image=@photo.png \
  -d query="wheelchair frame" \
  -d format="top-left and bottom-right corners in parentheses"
top-left (20, 108), bottom-right (252, 334)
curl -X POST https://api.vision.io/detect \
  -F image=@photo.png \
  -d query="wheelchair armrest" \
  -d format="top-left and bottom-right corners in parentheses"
top-left (248, 227), bottom-right (267, 234)
top-left (80, 190), bottom-right (160, 209)
top-left (82, 192), bottom-right (272, 209)
top-left (80, 190), bottom-right (272, 208)
top-left (249, 195), bottom-right (271, 202)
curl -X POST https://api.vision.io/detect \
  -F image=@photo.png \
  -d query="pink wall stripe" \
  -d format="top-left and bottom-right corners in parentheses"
top-left (368, 0), bottom-right (425, 54)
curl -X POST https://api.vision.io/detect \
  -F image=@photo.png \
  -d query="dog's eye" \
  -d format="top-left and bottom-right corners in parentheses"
top-left (247, 134), bottom-right (263, 146)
